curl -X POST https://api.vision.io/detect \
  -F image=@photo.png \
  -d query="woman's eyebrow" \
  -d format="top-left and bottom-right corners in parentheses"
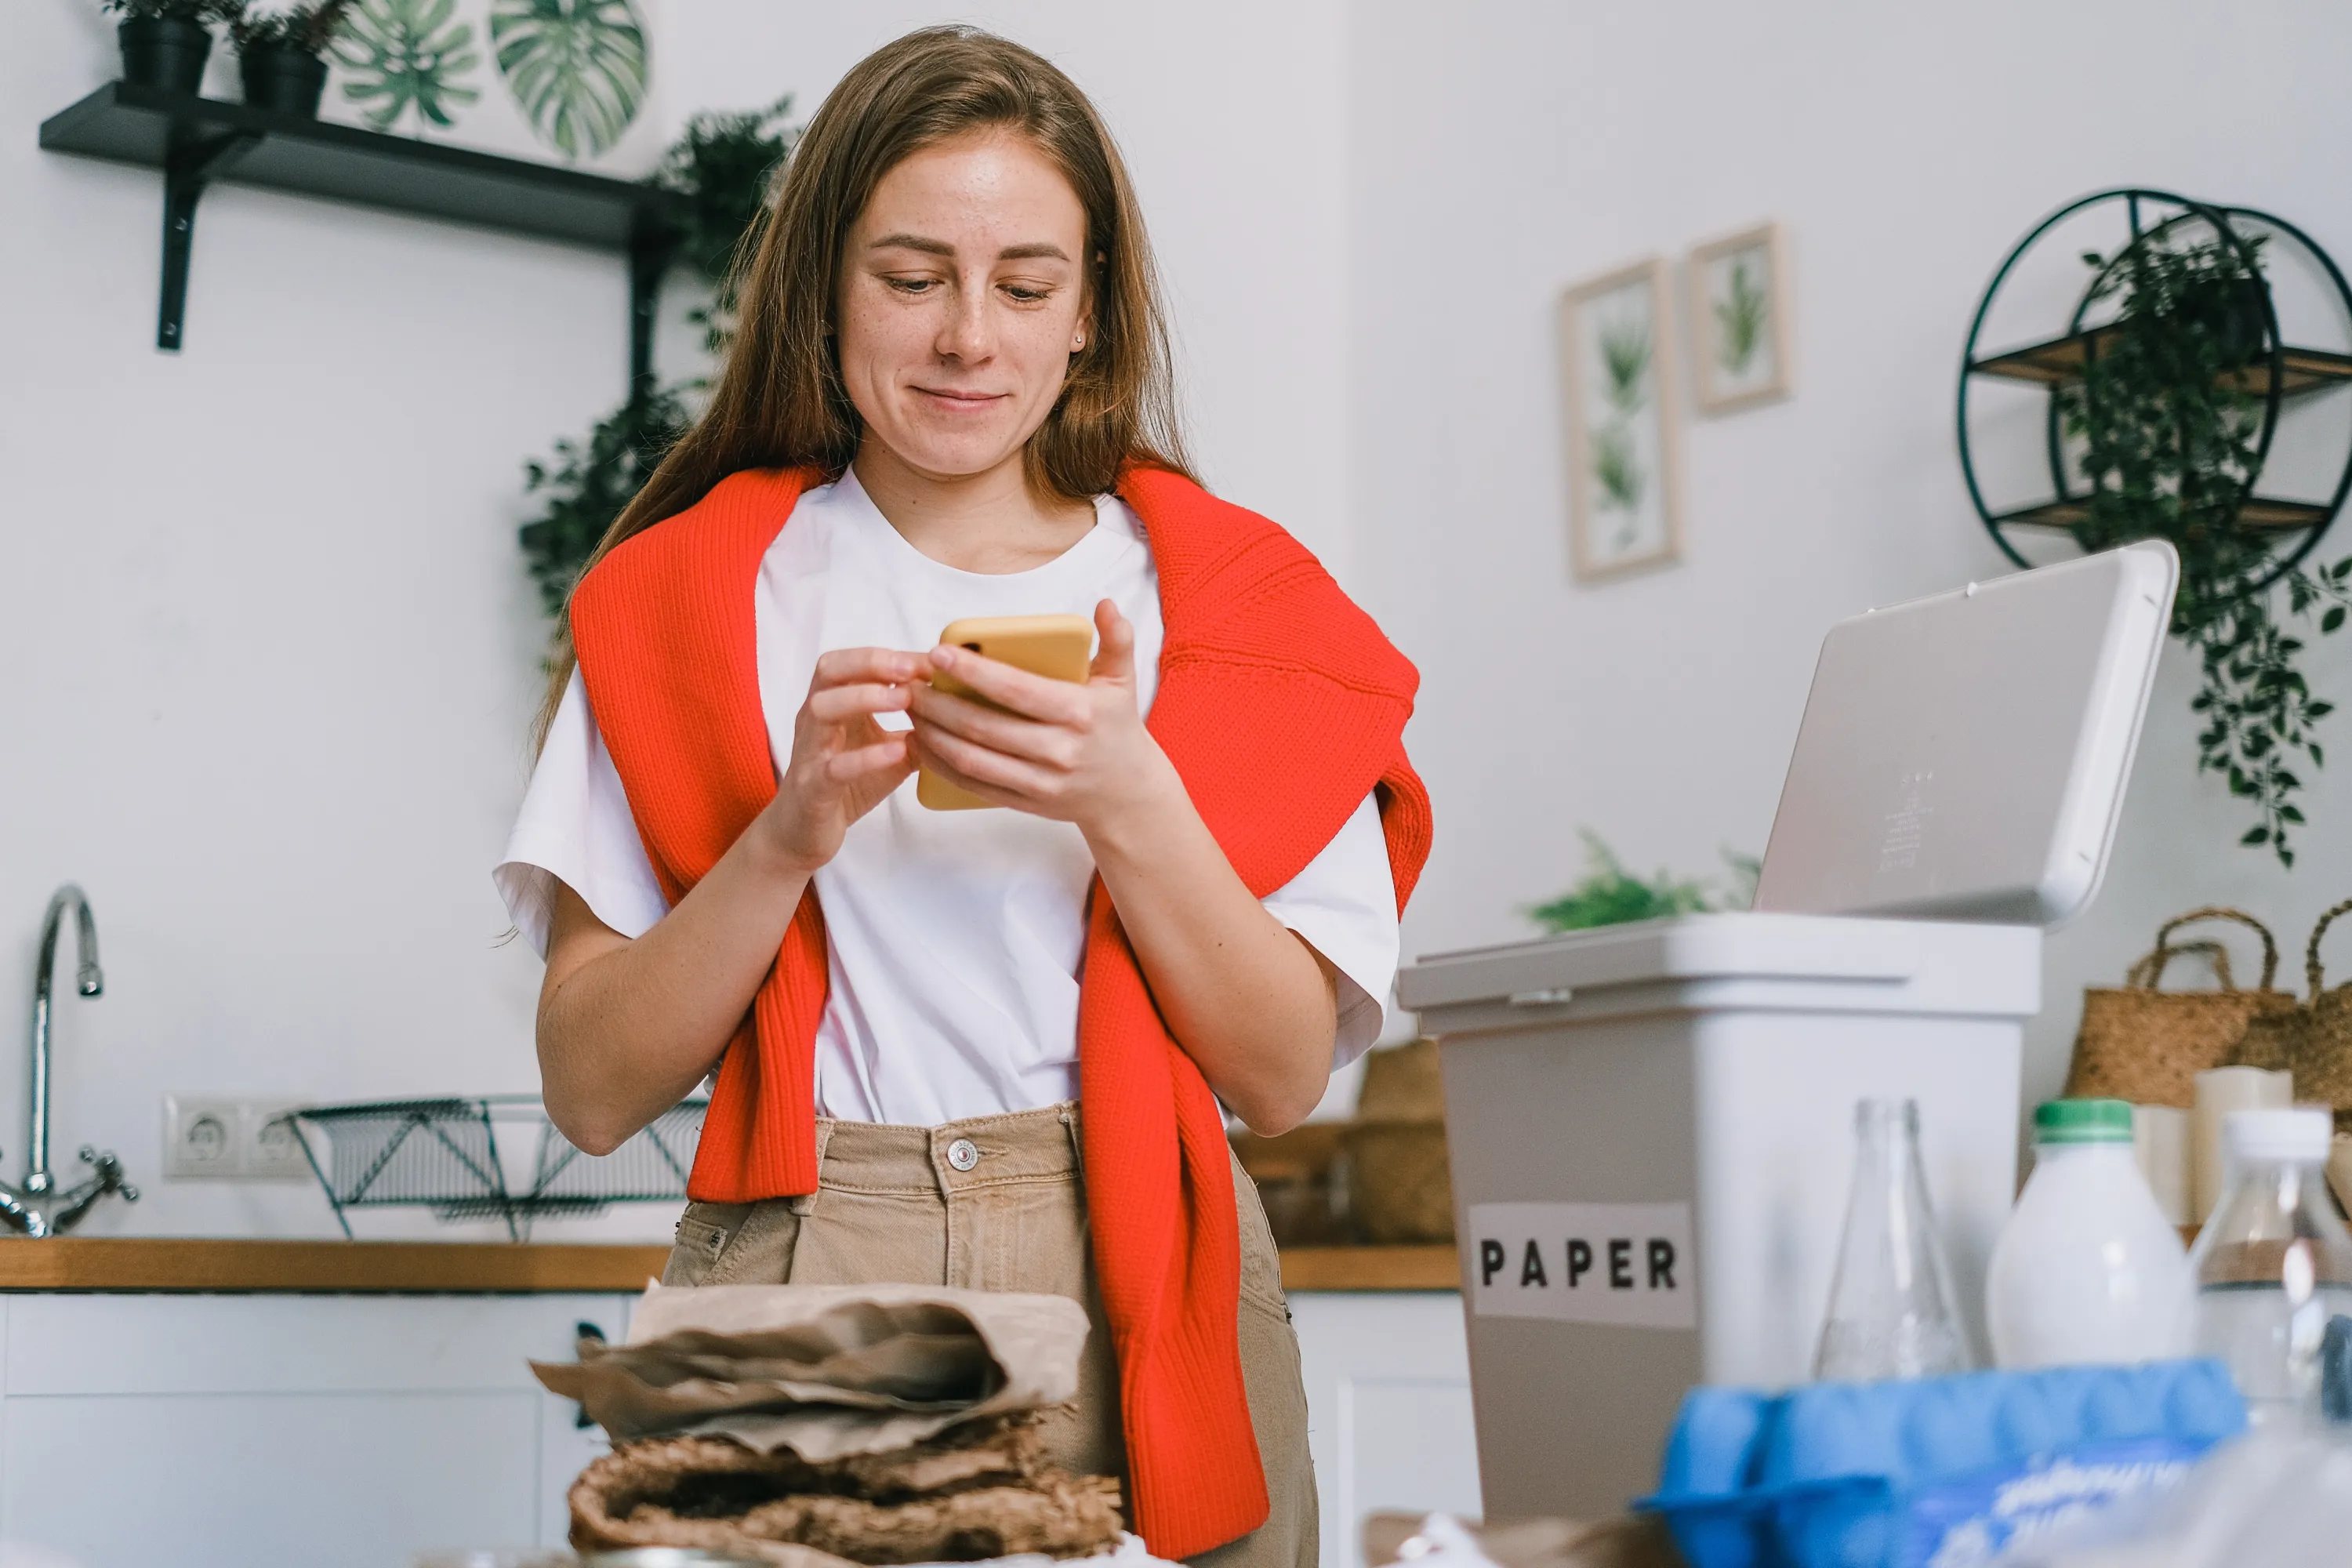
top-left (866, 233), bottom-right (1070, 263)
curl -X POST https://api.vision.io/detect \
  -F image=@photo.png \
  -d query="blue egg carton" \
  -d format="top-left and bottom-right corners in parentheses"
top-left (1633, 1360), bottom-right (2245, 1568)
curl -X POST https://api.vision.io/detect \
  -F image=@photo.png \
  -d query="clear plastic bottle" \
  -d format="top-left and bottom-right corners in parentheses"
top-left (1813, 1097), bottom-right (1975, 1381)
top-left (2189, 1107), bottom-right (2352, 1428)
top-left (1986, 1098), bottom-right (2192, 1367)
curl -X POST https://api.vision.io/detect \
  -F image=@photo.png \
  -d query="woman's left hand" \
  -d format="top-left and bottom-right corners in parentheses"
top-left (907, 598), bottom-right (1176, 834)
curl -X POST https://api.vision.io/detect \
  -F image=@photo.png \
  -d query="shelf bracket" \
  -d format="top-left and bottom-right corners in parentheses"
top-left (626, 220), bottom-right (684, 401)
top-left (158, 127), bottom-right (261, 351)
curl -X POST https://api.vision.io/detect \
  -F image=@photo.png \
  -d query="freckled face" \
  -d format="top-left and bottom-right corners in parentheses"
top-left (835, 131), bottom-right (1091, 482)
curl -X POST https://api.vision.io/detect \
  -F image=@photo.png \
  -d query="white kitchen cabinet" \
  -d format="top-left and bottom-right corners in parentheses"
top-left (1290, 1291), bottom-right (1480, 1568)
top-left (0, 1286), bottom-right (1475, 1568)
top-left (0, 1292), bottom-right (629, 1568)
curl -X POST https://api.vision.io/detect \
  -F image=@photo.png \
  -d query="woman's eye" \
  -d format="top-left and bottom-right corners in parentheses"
top-left (884, 276), bottom-right (937, 295)
top-left (1003, 285), bottom-right (1051, 304)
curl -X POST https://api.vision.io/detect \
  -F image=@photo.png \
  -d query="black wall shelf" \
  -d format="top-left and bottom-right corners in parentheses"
top-left (38, 80), bottom-right (688, 392)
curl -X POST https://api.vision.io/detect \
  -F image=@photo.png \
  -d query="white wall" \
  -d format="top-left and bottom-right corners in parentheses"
top-left (664, 0), bottom-right (1356, 573)
top-left (1348, 1), bottom-right (2352, 1106)
top-left (14, 0), bottom-right (2352, 1240)
top-left (0, 1), bottom-right (1350, 1237)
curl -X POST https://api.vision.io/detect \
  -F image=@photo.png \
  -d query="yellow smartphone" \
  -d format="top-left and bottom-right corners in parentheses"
top-left (916, 613), bottom-right (1096, 811)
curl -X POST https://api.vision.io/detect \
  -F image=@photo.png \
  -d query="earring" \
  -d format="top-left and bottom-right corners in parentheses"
top-left (1072, 332), bottom-right (1085, 350)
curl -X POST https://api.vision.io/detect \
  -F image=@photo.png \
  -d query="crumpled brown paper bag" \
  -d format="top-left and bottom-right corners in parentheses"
top-left (533, 1282), bottom-right (1092, 1460)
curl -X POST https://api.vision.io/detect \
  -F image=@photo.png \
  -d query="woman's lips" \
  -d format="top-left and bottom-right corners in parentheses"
top-left (913, 386), bottom-right (1007, 412)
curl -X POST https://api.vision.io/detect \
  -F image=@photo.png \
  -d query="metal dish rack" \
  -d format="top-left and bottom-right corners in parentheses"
top-left (294, 1095), bottom-right (705, 1241)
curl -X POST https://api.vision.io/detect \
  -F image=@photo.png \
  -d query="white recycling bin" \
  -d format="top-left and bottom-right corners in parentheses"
top-left (1396, 911), bottom-right (2040, 1522)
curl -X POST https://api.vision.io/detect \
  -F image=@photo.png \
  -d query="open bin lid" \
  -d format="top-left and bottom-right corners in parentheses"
top-left (1752, 542), bottom-right (2176, 927)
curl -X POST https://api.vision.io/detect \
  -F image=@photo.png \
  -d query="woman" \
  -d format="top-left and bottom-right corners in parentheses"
top-left (495, 26), bottom-right (1429, 1568)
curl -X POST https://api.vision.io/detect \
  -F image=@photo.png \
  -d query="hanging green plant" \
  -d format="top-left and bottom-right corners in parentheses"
top-left (518, 385), bottom-right (688, 618)
top-left (515, 95), bottom-right (799, 624)
top-left (2057, 231), bottom-right (2352, 866)
top-left (651, 94), bottom-right (800, 360)
top-left (488, 0), bottom-right (647, 162)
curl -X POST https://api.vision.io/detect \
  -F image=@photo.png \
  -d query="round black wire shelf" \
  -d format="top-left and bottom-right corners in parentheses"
top-left (1957, 187), bottom-right (2352, 597)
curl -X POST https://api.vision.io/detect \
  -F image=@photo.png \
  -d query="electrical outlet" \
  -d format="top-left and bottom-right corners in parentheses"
top-left (161, 1097), bottom-right (315, 1180)
top-left (241, 1104), bottom-right (312, 1180)
top-left (162, 1096), bottom-right (241, 1178)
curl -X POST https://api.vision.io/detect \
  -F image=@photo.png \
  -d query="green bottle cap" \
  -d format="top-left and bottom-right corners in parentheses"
top-left (2034, 1098), bottom-right (2136, 1144)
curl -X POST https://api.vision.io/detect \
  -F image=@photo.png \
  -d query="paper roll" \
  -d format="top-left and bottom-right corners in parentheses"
top-left (2192, 1065), bottom-right (2294, 1222)
top-left (2132, 1103), bottom-right (2192, 1226)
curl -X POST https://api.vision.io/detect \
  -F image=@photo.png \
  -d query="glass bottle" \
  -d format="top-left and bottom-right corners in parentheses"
top-left (1813, 1097), bottom-right (1975, 1381)
top-left (2188, 1107), bottom-right (2352, 1428)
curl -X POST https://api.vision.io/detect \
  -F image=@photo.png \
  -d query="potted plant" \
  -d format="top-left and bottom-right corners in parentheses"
top-left (102, 0), bottom-right (234, 95)
top-left (2059, 228), bottom-right (2352, 865)
top-left (223, 0), bottom-right (354, 118)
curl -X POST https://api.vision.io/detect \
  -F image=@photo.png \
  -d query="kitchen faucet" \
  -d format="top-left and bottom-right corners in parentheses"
top-left (0, 885), bottom-right (137, 1236)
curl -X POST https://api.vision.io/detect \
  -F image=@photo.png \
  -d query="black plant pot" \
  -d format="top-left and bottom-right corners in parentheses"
top-left (118, 16), bottom-right (213, 95)
top-left (238, 45), bottom-right (329, 118)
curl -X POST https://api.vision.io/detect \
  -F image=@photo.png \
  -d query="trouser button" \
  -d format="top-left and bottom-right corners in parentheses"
top-left (946, 1137), bottom-right (980, 1172)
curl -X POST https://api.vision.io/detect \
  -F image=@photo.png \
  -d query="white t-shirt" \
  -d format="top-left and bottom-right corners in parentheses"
top-left (495, 469), bottom-right (1401, 1126)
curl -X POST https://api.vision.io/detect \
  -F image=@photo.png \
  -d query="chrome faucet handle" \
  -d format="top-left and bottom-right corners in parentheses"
top-left (80, 1146), bottom-right (138, 1203)
top-left (42, 1147), bottom-right (136, 1236)
top-left (0, 1185), bottom-right (34, 1236)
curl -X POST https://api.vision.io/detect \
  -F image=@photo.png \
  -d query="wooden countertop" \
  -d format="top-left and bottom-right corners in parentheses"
top-left (0, 1238), bottom-right (672, 1294)
top-left (0, 1237), bottom-right (1459, 1294)
top-left (1280, 1244), bottom-right (1458, 1291)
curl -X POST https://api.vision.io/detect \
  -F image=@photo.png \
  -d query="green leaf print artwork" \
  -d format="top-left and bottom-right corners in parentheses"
top-left (336, 0), bottom-right (483, 133)
top-left (1598, 311), bottom-right (1651, 418)
top-left (1715, 254), bottom-right (1769, 376)
top-left (1592, 306), bottom-right (1652, 545)
top-left (491, 0), bottom-right (649, 162)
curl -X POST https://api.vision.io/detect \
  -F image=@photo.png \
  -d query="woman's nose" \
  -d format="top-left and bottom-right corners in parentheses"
top-left (935, 283), bottom-right (993, 361)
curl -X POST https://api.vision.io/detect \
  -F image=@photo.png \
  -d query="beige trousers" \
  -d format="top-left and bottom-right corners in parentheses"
top-left (660, 1102), bottom-right (1317, 1568)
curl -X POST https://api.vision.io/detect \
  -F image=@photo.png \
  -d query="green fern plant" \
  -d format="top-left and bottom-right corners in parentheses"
top-left (2057, 229), bottom-right (2352, 866)
top-left (1527, 831), bottom-right (1756, 932)
top-left (489, 0), bottom-right (647, 161)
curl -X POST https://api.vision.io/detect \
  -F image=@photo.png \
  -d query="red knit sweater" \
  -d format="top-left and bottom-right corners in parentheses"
top-left (570, 465), bottom-right (1432, 1559)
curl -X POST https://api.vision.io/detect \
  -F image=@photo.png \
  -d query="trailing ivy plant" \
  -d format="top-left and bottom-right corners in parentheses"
top-left (651, 94), bottom-right (799, 359)
top-left (2057, 228), bottom-right (2352, 866)
top-left (517, 385), bottom-right (687, 617)
top-left (516, 96), bottom-right (798, 625)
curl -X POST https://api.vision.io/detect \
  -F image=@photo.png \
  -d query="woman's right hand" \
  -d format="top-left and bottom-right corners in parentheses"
top-left (752, 647), bottom-right (923, 874)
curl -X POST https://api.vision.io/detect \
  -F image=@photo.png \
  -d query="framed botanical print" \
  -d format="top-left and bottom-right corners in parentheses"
top-left (1558, 256), bottom-right (1685, 581)
top-left (1689, 221), bottom-right (1792, 413)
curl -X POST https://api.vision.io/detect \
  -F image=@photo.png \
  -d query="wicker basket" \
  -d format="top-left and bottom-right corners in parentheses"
top-left (2259, 898), bottom-right (2352, 1132)
top-left (2063, 907), bottom-right (2297, 1109)
top-left (1344, 1120), bottom-right (1454, 1243)
top-left (1345, 1039), bottom-right (1453, 1243)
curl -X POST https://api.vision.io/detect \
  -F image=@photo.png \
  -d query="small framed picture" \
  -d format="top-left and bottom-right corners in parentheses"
top-left (1688, 221), bottom-right (1792, 413)
top-left (1558, 256), bottom-right (1685, 582)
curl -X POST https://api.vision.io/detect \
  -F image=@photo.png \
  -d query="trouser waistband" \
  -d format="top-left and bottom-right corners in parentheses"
top-left (791, 1101), bottom-right (1083, 1209)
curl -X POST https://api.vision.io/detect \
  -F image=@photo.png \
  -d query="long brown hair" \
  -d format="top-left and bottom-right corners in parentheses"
top-left (534, 25), bottom-right (1193, 747)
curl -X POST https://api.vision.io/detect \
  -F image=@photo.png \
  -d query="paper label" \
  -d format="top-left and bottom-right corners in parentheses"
top-left (1465, 1201), bottom-right (1697, 1329)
